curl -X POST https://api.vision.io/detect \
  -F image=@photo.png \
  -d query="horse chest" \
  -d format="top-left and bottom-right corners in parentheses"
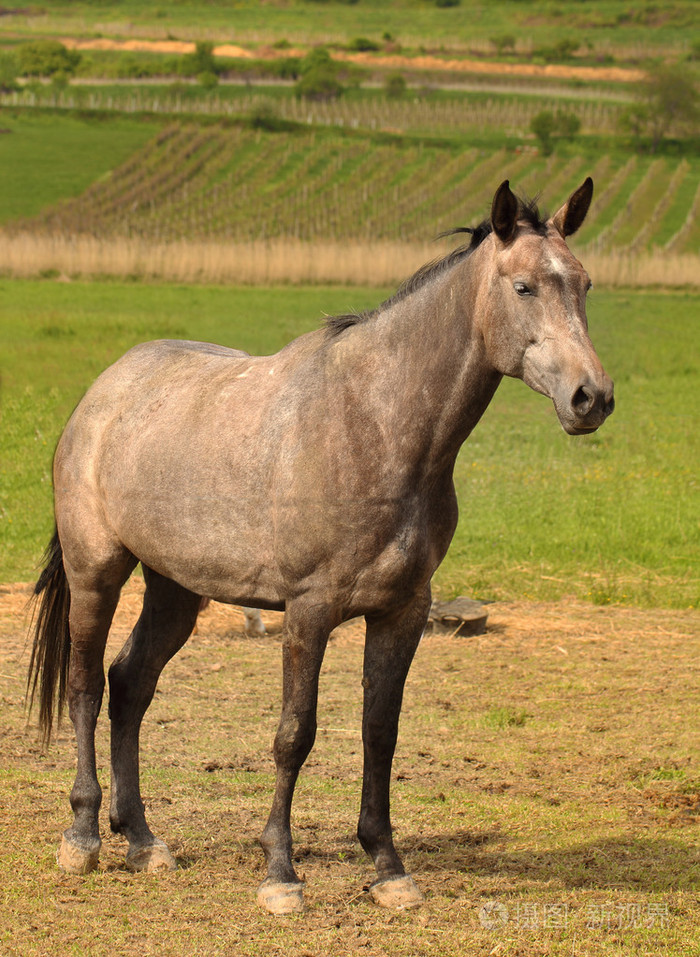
top-left (274, 484), bottom-right (454, 610)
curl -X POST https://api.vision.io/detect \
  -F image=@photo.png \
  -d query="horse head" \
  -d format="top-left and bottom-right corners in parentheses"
top-left (477, 177), bottom-right (614, 435)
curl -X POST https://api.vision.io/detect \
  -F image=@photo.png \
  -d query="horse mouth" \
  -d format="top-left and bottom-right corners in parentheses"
top-left (567, 424), bottom-right (600, 435)
top-left (557, 386), bottom-right (614, 435)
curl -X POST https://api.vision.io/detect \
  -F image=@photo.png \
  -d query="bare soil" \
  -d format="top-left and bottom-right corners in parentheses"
top-left (1, 579), bottom-right (698, 956)
top-left (60, 36), bottom-right (645, 84)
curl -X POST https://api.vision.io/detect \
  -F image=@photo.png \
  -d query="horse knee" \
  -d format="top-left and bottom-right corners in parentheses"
top-left (273, 710), bottom-right (316, 770)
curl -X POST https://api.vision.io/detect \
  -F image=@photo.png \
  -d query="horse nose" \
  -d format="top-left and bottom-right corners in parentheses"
top-left (571, 384), bottom-right (596, 417)
top-left (571, 377), bottom-right (615, 422)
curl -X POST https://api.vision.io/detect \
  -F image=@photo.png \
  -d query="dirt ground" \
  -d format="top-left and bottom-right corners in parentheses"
top-left (1, 579), bottom-right (698, 956)
top-left (60, 36), bottom-right (645, 84)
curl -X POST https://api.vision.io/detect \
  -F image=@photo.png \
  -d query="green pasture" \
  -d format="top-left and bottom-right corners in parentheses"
top-left (2, 0), bottom-right (697, 55)
top-left (0, 112), bottom-right (157, 225)
top-left (1, 279), bottom-right (697, 607)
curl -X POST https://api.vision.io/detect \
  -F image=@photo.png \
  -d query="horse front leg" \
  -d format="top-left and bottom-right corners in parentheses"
top-left (359, 588), bottom-right (431, 910)
top-left (258, 601), bottom-right (336, 915)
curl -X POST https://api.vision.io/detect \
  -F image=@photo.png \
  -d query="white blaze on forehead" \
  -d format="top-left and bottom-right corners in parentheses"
top-left (547, 250), bottom-right (572, 278)
top-left (543, 247), bottom-right (588, 333)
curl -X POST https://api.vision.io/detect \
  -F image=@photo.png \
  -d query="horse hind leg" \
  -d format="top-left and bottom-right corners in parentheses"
top-left (57, 559), bottom-right (136, 875)
top-left (107, 567), bottom-right (201, 872)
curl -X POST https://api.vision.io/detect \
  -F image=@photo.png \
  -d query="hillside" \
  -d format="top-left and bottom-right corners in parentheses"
top-left (8, 122), bottom-right (699, 256)
top-left (2, 0), bottom-right (697, 58)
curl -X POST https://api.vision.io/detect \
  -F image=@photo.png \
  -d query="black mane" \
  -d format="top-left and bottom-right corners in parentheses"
top-left (326, 195), bottom-right (547, 337)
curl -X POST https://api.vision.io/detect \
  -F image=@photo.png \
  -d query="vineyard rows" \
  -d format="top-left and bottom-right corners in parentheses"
top-left (12, 125), bottom-right (700, 254)
top-left (2, 85), bottom-right (627, 137)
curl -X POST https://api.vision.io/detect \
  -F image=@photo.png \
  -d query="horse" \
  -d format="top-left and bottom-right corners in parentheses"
top-left (27, 178), bottom-right (614, 915)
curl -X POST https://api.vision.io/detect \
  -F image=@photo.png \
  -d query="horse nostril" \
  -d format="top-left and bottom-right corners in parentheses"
top-left (572, 385), bottom-right (594, 416)
top-left (605, 394), bottom-right (615, 417)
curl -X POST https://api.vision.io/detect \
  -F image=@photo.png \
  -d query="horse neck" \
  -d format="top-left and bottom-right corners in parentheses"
top-left (342, 253), bottom-right (502, 472)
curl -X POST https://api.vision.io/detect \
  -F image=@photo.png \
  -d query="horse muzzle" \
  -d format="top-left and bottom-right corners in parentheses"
top-left (557, 375), bottom-right (615, 435)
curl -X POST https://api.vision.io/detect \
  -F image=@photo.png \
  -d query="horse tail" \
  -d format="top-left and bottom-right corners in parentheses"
top-left (26, 529), bottom-right (71, 745)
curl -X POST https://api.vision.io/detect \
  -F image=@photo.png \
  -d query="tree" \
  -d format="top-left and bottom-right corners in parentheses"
top-left (16, 40), bottom-right (81, 77)
top-left (0, 52), bottom-right (18, 93)
top-left (490, 34), bottom-right (516, 55)
top-left (384, 72), bottom-right (407, 99)
top-left (531, 111), bottom-right (557, 155)
top-left (179, 41), bottom-right (219, 78)
top-left (295, 48), bottom-right (344, 101)
top-left (624, 61), bottom-right (699, 151)
top-left (530, 110), bottom-right (581, 156)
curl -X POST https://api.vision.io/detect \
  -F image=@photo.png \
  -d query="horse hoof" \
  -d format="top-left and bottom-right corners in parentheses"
top-left (57, 834), bottom-right (101, 875)
top-left (126, 839), bottom-right (177, 873)
top-left (369, 874), bottom-right (424, 910)
top-left (257, 879), bottom-right (305, 915)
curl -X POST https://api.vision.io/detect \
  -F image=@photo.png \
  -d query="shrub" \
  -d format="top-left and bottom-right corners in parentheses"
top-left (295, 47), bottom-right (344, 101)
top-left (490, 34), bottom-right (516, 54)
top-left (631, 61), bottom-right (700, 151)
top-left (112, 53), bottom-right (166, 79)
top-left (179, 41), bottom-right (220, 78)
top-left (268, 57), bottom-right (301, 80)
top-left (530, 110), bottom-right (581, 155)
top-left (17, 40), bottom-right (81, 77)
top-left (247, 104), bottom-right (296, 132)
top-left (347, 37), bottom-right (380, 52)
top-left (0, 52), bottom-right (18, 93)
top-left (556, 112), bottom-right (581, 139)
top-left (531, 110), bottom-right (556, 155)
top-left (533, 38), bottom-right (580, 63)
top-left (384, 72), bottom-right (407, 98)
top-left (198, 70), bottom-right (219, 90)
top-left (51, 71), bottom-right (70, 92)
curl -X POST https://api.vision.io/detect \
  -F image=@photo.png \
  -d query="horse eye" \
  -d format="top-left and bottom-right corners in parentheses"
top-left (514, 281), bottom-right (531, 296)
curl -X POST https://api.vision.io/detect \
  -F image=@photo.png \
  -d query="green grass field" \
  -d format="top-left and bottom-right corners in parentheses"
top-left (1, 279), bottom-right (697, 608)
top-left (2, 0), bottom-right (697, 54)
top-left (0, 113), bottom-right (157, 225)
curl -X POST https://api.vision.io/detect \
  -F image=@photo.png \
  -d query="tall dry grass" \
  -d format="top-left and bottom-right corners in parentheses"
top-left (580, 250), bottom-right (700, 288)
top-left (0, 234), bottom-right (438, 285)
top-left (0, 232), bottom-right (697, 288)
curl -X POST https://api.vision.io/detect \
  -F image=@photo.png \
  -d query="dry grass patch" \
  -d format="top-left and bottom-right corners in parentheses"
top-left (1, 580), bottom-right (698, 955)
top-left (0, 234), bottom-right (437, 287)
top-left (1, 233), bottom-right (698, 288)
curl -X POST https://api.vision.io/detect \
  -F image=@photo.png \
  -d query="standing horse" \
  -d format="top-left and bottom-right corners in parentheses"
top-left (28, 179), bottom-right (613, 914)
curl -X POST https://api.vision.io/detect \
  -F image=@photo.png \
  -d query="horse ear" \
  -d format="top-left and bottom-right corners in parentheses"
top-left (552, 177), bottom-right (594, 238)
top-left (491, 180), bottom-right (519, 244)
